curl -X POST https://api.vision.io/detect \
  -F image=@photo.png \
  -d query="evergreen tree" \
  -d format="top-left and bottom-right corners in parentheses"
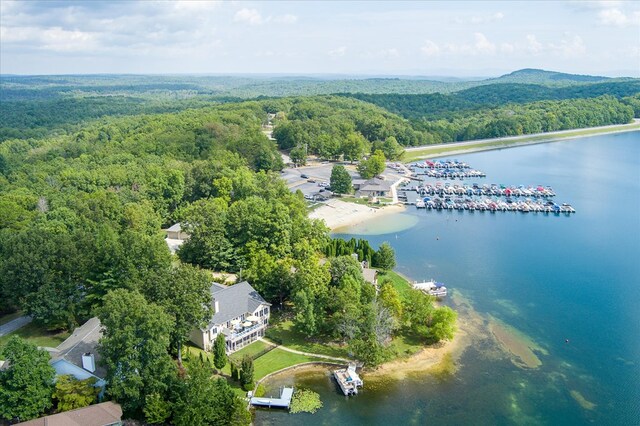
top-left (53, 375), bottom-right (99, 412)
top-left (374, 242), bottom-right (396, 271)
top-left (240, 356), bottom-right (255, 391)
top-left (213, 334), bottom-right (227, 372)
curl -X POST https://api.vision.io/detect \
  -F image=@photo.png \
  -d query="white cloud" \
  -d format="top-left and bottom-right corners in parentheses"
top-left (234, 8), bottom-right (262, 25)
top-left (598, 8), bottom-right (640, 26)
top-left (549, 34), bottom-right (586, 56)
top-left (500, 42), bottom-right (515, 54)
top-left (273, 14), bottom-right (298, 24)
top-left (526, 34), bottom-right (544, 54)
top-left (473, 32), bottom-right (496, 54)
top-left (328, 46), bottom-right (347, 58)
top-left (420, 40), bottom-right (440, 56)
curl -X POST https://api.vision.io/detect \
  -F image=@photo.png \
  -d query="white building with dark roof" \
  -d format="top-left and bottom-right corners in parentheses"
top-left (189, 281), bottom-right (271, 353)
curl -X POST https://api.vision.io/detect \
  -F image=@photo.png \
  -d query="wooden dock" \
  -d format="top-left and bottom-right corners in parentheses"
top-left (250, 386), bottom-right (294, 409)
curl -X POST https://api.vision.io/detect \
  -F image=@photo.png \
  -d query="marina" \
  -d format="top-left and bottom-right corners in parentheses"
top-left (400, 158), bottom-right (575, 214)
top-left (333, 364), bottom-right (363, 396)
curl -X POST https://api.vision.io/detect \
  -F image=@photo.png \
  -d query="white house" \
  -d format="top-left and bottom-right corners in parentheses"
top-left (189, 281), bottom-right (271, 353)
top-left (49, 317), bottom-right (107, 396)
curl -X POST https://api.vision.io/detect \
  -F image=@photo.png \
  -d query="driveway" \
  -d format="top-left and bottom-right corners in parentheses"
top-left (0, 315), bottom-right (32, 337)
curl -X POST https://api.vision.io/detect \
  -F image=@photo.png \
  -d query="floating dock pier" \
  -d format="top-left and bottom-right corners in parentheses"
top-left (249, 387), bottom-right (294, 409)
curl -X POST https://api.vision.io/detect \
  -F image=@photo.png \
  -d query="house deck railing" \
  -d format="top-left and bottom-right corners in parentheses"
top-left (228, 321), bottom-right (267, 342)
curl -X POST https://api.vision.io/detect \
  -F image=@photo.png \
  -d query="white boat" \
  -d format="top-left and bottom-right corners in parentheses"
top-left (413, 279), bottom-right (448, 297)
top-left (334, 364), bottom-right (363, 396)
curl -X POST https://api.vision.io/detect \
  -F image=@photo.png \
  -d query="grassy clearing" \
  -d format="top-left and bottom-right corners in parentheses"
top-left (378, 270), bottom-right (414, 299)
top-left (253, 348), bottom-right (327, 380)
top-left (265, 315), bottom-right (349, 359)
top-left (0, 311), bottom-right (23, 326)
top-left (0, 322), bottom-right (69, 350)
top-left (403, 122), bottom-right (640, 162)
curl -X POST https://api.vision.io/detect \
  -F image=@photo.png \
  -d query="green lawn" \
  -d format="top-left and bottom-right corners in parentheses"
top-left (253, 348), bottom-right (327, 380)
top-left (0, 311), bottom-right (23, 326)
top-left (265, 316), bottom-right (349, 359)
top-left (0, 322), bottom-right (70, 350)
top-left (229, 340), bottom-right (271, 363)
top-left (378, 270), bottom-right (414, 299)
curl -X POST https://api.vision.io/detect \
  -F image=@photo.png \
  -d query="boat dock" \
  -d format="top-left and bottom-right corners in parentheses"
top-left (411, 196), bottom-right (575, 213)
top-left (249, 387), bottom-right (294, 409)
top-left (401, 183), bottom-right (556, 198)
top-left (396, 159), bottom-right (576, 215)
top-left (413, 280), bottom-right (447, 297)
top-left (334, 364), bottom-right (363, 396)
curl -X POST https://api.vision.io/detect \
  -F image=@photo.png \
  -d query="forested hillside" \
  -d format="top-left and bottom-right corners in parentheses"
top-left (344, 81), bottom-right (640, 120)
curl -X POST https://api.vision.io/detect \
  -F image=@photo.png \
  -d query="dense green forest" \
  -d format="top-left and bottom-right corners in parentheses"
top-left (0, 70), bottom-right (637, 423)
top-left (344, 81), bottom-right (640, 120)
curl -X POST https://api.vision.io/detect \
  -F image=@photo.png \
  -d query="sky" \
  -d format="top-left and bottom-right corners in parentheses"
top-left (1, 0), bottom-right (639, 77)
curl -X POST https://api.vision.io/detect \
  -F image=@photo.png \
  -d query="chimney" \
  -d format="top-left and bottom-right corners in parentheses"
top-left (82, 353), bottom-right (96, 373)
top-left (214, 299), bottom-right (219, 313)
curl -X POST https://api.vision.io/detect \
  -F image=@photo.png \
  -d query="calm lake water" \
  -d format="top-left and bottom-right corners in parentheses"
top-left (255, 132), bottom-right (640, 426)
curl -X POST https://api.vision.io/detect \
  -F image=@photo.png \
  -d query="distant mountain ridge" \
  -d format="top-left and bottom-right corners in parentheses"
top-left (489, 68), bottom-right (612, 85)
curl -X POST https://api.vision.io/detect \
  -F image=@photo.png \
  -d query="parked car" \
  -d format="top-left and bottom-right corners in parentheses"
top-left (304, 194), bottom-right (313, 200)
top-left (307, 179), bottom-right (316, 183)
top-left (300, 174), bottom-right (309, 179)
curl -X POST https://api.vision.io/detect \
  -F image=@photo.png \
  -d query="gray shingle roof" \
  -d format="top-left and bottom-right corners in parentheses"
top-left (51, 317), bottom-right (106, 379)
top-left (209, 281), bottom-right (269, 327)
top-left (359, 178), bottom-right (392, 192)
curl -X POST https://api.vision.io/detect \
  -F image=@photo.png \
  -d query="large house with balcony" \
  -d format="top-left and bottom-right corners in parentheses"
top-left (189, 281), bottom-right (271, 354)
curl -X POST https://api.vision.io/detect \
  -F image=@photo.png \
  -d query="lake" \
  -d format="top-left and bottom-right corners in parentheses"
top-left (255, 132), bottom-right (640, 426)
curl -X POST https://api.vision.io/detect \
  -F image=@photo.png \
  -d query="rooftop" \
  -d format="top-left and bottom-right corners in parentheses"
top-left (16, 401), bottom-right (122, 426)
top-left (51, 317), bottom-right (105, 379)
top-left (209, 281), bottom-right (269, 327)
top-left (359, 178), bottom-right (393, 192)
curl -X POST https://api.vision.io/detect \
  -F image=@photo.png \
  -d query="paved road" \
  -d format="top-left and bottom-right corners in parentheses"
top-left (0, 316), bottom-right (32, 337)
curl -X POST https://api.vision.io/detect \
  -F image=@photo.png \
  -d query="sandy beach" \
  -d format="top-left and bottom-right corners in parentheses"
top-left (309, 199), bottom-right (406, 231)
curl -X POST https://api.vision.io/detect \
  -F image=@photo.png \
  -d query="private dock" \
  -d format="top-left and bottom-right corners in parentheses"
top-left (249, 386), bottom-right (294, 409)
top-left (334, 364), bottom-right (363, 396)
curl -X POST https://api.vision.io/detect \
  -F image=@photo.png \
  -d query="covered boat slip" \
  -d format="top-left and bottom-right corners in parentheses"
top-left (250, 387), bottom-right (294, 409)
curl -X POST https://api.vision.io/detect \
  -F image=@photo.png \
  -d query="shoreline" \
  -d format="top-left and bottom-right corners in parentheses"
top-left (403, 120), bottom-right (640, 161)
top-left (309, 198), bottom-right (406, 231)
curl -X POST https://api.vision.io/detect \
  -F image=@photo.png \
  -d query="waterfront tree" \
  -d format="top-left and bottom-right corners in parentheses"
top-left (428, 306), bottom-right (458, 342)
top-left (374, 242), bottom-right (396, 271)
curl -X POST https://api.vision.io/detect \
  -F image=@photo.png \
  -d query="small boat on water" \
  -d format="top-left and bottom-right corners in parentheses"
top-left (334, 364), bottom-right (363, 396)
top-left (412, 280), bottom-right (448, 297)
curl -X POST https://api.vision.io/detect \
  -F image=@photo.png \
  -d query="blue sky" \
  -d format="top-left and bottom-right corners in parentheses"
top-left (1, 0), bottom-right (638, 77)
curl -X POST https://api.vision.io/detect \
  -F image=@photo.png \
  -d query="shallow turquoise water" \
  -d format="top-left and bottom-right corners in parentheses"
top-left (256, 132), bottom-right (640, 426)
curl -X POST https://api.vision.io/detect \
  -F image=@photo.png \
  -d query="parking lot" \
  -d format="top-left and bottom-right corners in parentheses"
top-left (281, 160), bottom-right (407, 201)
